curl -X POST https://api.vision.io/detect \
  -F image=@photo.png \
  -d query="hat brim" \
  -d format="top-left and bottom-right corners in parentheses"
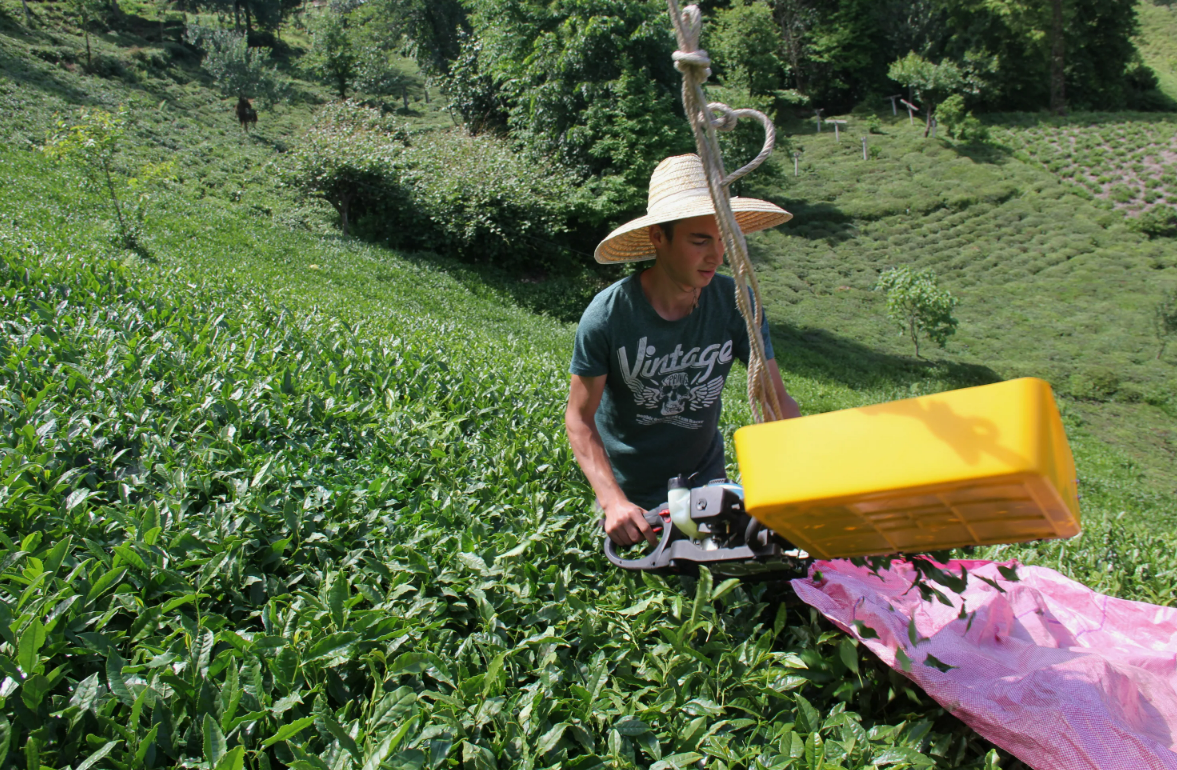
top-left (593, 197), bottom-right (792, 264)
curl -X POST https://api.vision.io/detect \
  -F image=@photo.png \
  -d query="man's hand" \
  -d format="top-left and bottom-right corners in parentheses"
top-left (601, 499), bottom-right (657, 546)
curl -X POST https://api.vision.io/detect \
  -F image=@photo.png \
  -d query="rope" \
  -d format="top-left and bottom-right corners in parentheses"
top-left (666, 0), bottom-right (784, 423)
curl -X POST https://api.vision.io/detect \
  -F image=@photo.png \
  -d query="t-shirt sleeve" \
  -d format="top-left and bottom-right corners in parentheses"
top-left (733, 296), bottom-right (775, 365)
top-left (570, 298), bottom-right (611, 377)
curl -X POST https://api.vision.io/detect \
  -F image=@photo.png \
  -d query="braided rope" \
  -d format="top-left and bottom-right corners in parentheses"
top-left (667, 0), bottom-right (783, 423)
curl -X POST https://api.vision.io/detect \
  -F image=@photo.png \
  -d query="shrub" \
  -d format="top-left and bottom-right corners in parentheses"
top-left (1128, 206), bottom-right (1177, 238)
top-left (397, 129), bottom-right (581, 271)
top-left (283, 103), bottom-right (585, 272)
top-left (1155, 285), bottom-right (1177, 359)
top-left (279, 102), bottom-right (409, 237)
top-left (874, 266), bottom-right (959, 358)
top-left (1068, 366), bottom-right (1120, 401)
top-left (1110, 184), bottom-right (1135, 203)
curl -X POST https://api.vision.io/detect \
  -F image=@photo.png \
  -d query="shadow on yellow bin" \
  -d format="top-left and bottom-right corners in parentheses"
top-left (734, 378), bottom-right (1081, 560)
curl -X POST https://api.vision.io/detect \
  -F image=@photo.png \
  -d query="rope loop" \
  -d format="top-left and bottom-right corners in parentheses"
top-left (705, 103), bottom-right (776, 186)
top-left (666, 0), bottom-right (784, 423)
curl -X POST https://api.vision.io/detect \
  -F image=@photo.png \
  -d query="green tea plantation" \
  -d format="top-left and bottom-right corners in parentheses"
top-left (3, 5), bottom-right (1177, 770)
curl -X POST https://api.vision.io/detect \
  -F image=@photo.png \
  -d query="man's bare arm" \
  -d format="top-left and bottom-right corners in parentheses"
top-left (565, 375), bottom-right (656, 545)
top-left (766, 359), bottom-right (802, 419)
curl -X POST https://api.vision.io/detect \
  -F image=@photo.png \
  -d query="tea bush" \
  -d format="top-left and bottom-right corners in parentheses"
top-left (284, 103), bottom-right (590, 273)
top-left (4, 15), bottom-right (1177, 768)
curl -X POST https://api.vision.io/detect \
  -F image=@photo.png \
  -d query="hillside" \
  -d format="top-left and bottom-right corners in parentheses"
top-left (1139, 0), bottom-right (1177, 102)
top-left (2, 4), bottom-right (1177, 769)
top-left (741, 108), bottom-right (1177, 495)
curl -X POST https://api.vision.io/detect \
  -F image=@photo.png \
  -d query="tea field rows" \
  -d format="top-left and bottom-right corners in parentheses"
top-left (6, 131), bottom-right (1177, 768)
top-left (4, 8), bottom-right (1177, 769)
top-left (742, 110), bottom-right (1177, 493)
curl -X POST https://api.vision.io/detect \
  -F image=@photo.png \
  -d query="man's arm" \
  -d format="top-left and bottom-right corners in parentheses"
top-left (766, 359), bottom-right (802, 419)
top-left (565, 374), bottom-right (657, 546)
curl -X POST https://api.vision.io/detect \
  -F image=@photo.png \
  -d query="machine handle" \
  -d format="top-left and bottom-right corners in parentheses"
top-left (603, 510), bottom-right (675, 571)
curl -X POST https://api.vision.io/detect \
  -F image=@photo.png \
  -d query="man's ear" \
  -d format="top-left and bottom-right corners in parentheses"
top-left (648, 224), bottom-right (666, 251)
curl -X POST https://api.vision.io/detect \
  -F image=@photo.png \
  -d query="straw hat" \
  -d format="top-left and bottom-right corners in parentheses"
top-left (593, 154), bottom-right (792, 264)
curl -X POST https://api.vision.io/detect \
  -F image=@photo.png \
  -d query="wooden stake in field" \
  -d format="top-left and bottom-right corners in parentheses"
top-left (793, 150), bottom-right (801, 177)
top-left (887, 94), bottom-right (902, 116)
top-left (862, 135), bottom-right (868, 160)
top-left (900, 99), bottom-right (920, 126)
top-left (814, 108), bottom-right (824, 132)
top-left (828, 119), bottom-right (847, 141)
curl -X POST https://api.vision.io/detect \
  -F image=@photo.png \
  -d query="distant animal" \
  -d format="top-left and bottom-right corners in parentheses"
top-left (236, 97), bottom-right (257, 132)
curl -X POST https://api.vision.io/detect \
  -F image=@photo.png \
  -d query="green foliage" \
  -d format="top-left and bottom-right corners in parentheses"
top-left (184, 22), bottom-right (287, 102)
top-left (355, 47), bottom-right (423, 108)
top-left (875, 266), bottom-right (959, 357)
top-left (455, 0), bottom-right (691, 220)
top-left (1155, 285), bottom-right (1177, 360)
top-left (366, 0), bottom-right (467, 77)
top-left (42, 107), bottom-right (132, 245)
top-left (280, 102), bottom-right (409, 237)
top-left (306, 10), bottom-right (358, 99)
top-left (936, 93), bottom-right (988, 143)
top-left (283, 102), bottom-right (584, 271)
top-left (1129, 205), bottom-right (1177, 238)
top-left (887, 52), bottom-right (964, 135)
top-left (708, 0), bottom-right (783, 97)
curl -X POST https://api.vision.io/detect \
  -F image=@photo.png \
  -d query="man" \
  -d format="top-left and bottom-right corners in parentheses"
top-left (565, 154), bottom-right (801, 548)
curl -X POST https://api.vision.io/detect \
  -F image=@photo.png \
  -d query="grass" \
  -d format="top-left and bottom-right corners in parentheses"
top-left (1138, 0), bottom-right (1177, 102)
top-left (2, 4), bottom-right (1177, 768)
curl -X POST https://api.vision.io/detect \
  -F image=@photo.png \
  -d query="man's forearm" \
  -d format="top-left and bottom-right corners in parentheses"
top-left (565, 414), bottom-right (628, 507)
top-left (767, 360), bottom-right (802, 420)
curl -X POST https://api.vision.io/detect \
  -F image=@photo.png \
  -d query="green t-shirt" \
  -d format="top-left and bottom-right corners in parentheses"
top-left (570, 272), bottom-right (774, 509)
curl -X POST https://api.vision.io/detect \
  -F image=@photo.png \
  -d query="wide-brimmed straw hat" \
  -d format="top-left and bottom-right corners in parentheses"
top-left (593, 154), bottom-right (792, 264)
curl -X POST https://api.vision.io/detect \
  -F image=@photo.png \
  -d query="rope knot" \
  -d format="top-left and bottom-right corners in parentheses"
top-left (672, 49), bottom-right (711, 79)
top-left (708, 103), bottom-right (738, 132)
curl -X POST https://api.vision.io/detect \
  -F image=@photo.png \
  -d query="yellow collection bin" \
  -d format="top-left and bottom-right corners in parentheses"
top-left (734, 378), bottom-right (1080, 559)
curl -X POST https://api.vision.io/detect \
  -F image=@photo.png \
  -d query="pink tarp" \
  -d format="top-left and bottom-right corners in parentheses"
top-left (792, 560), bottom-right (1177, 770)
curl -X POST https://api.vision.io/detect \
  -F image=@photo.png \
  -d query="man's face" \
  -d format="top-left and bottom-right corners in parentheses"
top-left (649, 214), bottom-right (725, 289)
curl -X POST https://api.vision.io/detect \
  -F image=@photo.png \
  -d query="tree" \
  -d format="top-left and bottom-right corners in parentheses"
top-left (935, 93), bottom-right (987, 142)
top-left (1155, 287), bottom-right (1177, 360)
top-left (68, 0), bottom-right (106, 67)
top-left (456, 0), bottom-right (690, 221)
top-left (43, 108), bottom-right (130, 239)
top-left (365, 0), bottom-right (468, 78)
top-left (710, 0), bottom-right (783, 97)
top-left (875, 266), bottom-right (959, 358)
top-left (887, 51), bottom-right (964, 137)
top-left (281, 103), bottom-right (406, 236)
top-left (185, 23), bottom-right (287, 107)
top-left (41, 108), bottom-right (175, 249)
top-left (356, 48), bottom-right (423, 110)
top-left (307, 11), bottom-right (358, 99)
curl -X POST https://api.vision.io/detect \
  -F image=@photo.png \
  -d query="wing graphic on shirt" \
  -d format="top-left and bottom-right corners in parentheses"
top-left (688, 376), bottom-right (725, 410)
top-left (622, 365), bottom-right (662, 409)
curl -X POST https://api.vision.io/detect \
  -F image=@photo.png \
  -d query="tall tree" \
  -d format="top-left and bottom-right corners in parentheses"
top-left (709, 0), bottom-right (783, 97)
top-left (364, 0), bottom-right (468, 77)
top-left (458, 0), bottom-right (690, 220)
top-left (1049, 0), bottom-right (1065, 114)
top-left (307, 10), bottom-right (358, 99)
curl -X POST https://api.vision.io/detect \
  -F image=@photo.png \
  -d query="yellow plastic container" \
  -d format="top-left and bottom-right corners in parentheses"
top-left (734, 378), bottom-right (1080, 559)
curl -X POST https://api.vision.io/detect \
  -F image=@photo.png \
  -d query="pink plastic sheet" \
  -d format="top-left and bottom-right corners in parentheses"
top-left (792, 560), bottom-right (1177, 770)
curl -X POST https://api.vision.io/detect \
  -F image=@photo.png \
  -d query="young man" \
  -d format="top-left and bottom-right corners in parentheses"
top-left (565, 154), bottom-right (801, 547)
